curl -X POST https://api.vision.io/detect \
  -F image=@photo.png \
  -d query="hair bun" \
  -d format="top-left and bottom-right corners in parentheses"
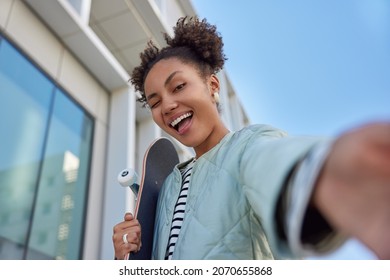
top-left (165, 17), bottom-right (226, 73)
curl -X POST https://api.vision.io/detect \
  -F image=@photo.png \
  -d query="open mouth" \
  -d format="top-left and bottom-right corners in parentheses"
top-left (170, 112), bottom-right (193, 132)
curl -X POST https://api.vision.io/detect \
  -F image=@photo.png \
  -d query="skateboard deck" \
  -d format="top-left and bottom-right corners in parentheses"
top-left (119, 137), bottom-right (179, 260)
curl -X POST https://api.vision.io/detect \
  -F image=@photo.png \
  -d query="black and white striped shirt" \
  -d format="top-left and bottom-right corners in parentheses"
top-left (165, 159), bottom-right (195, 260)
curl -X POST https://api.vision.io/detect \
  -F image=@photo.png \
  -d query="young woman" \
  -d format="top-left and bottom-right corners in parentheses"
top-left (112, 17), bottom-right (390, 260)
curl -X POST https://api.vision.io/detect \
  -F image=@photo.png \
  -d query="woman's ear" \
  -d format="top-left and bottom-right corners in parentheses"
top-left (209, 74), bottom-right (220, 94)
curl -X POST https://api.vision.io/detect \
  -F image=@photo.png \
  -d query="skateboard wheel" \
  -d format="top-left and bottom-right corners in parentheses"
top-left (117, 168), bottom-right (138, 187)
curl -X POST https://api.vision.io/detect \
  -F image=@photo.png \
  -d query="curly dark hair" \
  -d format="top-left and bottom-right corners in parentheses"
top-left (130, 17), bottom-right (227, 105)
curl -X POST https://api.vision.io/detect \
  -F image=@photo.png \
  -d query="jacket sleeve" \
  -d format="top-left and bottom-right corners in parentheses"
top-left (282, 141), bottom-right (347, 258)
top-left (239, 125), bottom-right (343, 258)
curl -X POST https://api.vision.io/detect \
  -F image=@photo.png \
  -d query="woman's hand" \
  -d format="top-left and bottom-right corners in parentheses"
top-left (112, 212), bottom-right (142, 260)
top-left (313, 122), bottom-right (390, 259)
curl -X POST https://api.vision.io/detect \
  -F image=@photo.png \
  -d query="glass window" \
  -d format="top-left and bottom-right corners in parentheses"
top-left (26, 89), bottom-right (93, 260)
top-left (0, 37), bottom-right (54, 259)
top-left (0, 34), bottom-right (94, 259)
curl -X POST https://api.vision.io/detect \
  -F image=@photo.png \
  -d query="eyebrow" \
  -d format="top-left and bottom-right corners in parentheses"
top-left (165, 70), bottom-right (181, 87)
top-left (146, 70), bottom-right (182, 101)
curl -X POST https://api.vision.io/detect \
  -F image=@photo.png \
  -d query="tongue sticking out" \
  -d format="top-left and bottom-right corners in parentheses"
top-left (177, 117), bottom-right (192, 134)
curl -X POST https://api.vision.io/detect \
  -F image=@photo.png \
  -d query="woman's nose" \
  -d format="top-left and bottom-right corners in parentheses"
top-left (162, 97), bottom-right (178, 115)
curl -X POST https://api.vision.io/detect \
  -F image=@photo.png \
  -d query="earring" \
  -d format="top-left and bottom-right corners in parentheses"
top-left (213, 92), bottom-right (220, 103)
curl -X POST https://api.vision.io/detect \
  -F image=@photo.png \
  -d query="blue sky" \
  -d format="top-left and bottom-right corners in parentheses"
top-left (192, 0), bottom-right (390, 137)
top-left (191, 0), bottom-right (389, 259)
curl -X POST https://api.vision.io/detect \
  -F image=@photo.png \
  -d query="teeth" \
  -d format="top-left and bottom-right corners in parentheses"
top-left (170, 112), bottom-right (192, 127)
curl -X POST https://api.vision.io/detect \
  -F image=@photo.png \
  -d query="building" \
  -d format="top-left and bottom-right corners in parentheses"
top-left (0, 0), bottom-right (249, 260)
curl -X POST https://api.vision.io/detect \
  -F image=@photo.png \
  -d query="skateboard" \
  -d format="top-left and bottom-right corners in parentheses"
top-left (118, 137), bottom-right (179, 259)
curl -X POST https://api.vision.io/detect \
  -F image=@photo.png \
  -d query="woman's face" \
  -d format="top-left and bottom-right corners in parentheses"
top-left (144, 58), bottom-right (228, 157)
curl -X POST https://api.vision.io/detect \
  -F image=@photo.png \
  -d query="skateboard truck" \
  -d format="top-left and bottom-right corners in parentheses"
top-left (118, 168), bottom-right (139, 199)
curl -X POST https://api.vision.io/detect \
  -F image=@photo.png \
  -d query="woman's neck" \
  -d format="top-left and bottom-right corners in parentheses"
top-left (194, 124), bottom-right (229, 159)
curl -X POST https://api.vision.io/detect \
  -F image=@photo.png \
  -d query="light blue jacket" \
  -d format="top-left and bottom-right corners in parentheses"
top-left (152, 124), bottom-right (328, 259)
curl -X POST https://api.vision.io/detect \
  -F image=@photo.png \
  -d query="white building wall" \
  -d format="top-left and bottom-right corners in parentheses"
top-left (136, 118), bottom-right (161, 172)
top-left (152, 0), bottom-right (185, 31)
top-left (67, 0), bottom-right (91, 24)
top-left (218, 72), bottom-right (234, 131)
top-left (0, 0), bottom-right (113, 260)
top-left (100, 86), bottom-right (137, 259)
